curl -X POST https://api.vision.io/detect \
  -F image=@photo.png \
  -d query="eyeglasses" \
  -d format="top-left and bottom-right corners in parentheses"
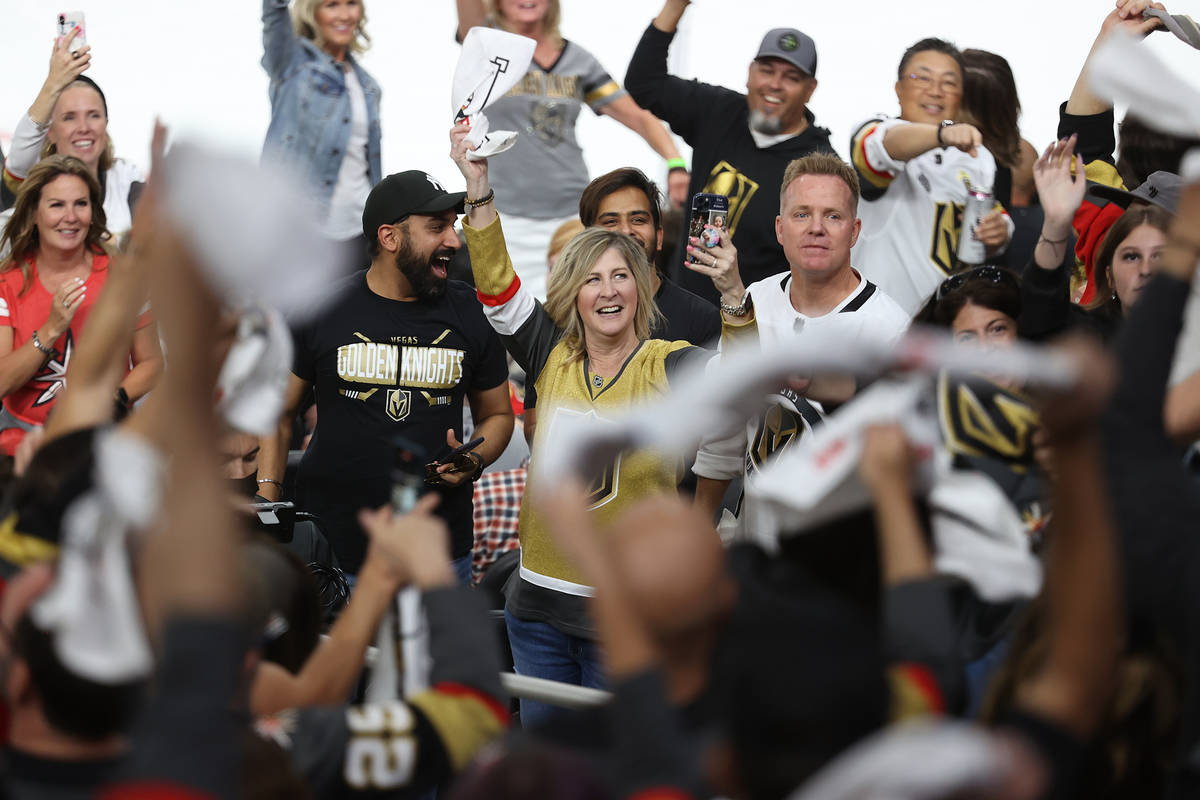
top-left (935, 265), bottom-right (1018, 301)
top-left (905, 72), bottom-right (962, 94)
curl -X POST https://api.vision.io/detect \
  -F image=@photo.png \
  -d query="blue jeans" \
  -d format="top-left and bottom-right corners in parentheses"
top-left (451, 554), bottom-right (472, 587)
top-left (504, 610), bottom-right (605, 728)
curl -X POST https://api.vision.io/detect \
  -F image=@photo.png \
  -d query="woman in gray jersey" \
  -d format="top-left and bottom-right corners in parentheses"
top-left (456, 0), bottom-right (688, 300)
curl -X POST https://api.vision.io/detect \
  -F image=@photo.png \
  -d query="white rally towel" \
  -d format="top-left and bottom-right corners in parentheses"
top-left (749, 375), bottom-right (1041, 601)
top-left (29, 429), bottom-right (164, 684)
top-left (161, 142), bottom-right (341, 321)
top-left (788, 719), bottom-right (1019, 800)
top-left (216, 307), bottom-right (294, 436)
top-left (1088, 29), bottom-right (1200, 139)
top-left (453, 27), bottom-right (536, 160)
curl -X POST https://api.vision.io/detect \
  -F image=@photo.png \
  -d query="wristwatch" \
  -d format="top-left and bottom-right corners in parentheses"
top-left (936, 119), bottom-right (955, 146)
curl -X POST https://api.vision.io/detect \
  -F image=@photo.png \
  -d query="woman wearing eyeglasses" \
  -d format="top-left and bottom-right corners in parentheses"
top-left (848, 38), bottom-right (1015, 316)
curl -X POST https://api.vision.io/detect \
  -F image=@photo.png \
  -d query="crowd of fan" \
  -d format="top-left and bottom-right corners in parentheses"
top-left (0, 0), bottom-right (1199, 798)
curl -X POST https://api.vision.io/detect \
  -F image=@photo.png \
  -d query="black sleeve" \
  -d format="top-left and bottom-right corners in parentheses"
top-left (471, 315), bottom-right (511, 392)
top-left (1102, 274), bottom-right (1200, 629)
top-left (1056, 102), bottom-right (1116, 169)
top-left (1018, 243), bottom-right (1075, 341)
top-left (663, 345), bottom-right (709, 386)
top-left (500, 302), bottom-right (565, 385)
top-left (608, 670), bottom-right (702, 799)
top-left (291, 317), bottom-right (316, 382)
top-left (118, 617), bottom-right (246, 799)
top-left (884, 577), bottom-right (964, 714)
top-left (624, 23), bottom-right (739, 145)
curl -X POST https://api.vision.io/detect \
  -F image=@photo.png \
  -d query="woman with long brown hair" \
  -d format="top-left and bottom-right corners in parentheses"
top-left (0, 155), bottom-right (160, 454)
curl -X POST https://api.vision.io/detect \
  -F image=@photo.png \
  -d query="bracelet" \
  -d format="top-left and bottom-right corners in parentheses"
top-left (465, 188), bottom-right (495, 209)
top-left (257, 479), bottom-right (283, 487)
top-left (30, 330), bottom-right (54, 357)
top-left (1037, 235), bottom-right (1070, 246)
top-left (719, 293), bottom-right (751, 317)
top-left (467, 451), bottom-right (485, 482)
top-left (666, 157), bottom-right (687, 171)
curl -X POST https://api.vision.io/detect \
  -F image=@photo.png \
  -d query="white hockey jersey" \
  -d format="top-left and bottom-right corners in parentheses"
top-left (849, 115), bottom-right (1013, 315)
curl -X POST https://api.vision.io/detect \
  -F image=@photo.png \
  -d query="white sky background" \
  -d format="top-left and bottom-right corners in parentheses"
top-left (2, 1), bottom-right (1198, 196)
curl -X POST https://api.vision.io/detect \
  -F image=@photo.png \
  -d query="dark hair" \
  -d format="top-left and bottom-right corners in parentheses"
top-left (914, 268), bottom-right (1022, 328)
top-left (0, 155), bottom-right (111, 294)
top-left (14, 615), bottom-right (145, 741)
top-left (897, 37), bottom-right (964, 82)
top-left (1087, 203), bottom-right (1172, 314)
top-left (960, 49), bottom-right (1022, 169)
top-left (241, 535), bottom-right (322, 673)
top-left (578, 168), bottom-right (662, 232)
top-left (448, 741), bottom-right (608, 800)
top-left (1117, 115), bottom-right (1200, 189)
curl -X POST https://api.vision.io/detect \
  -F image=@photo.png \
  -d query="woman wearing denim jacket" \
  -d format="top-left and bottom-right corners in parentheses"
top-left (262, 0), bottom-right (381, 267)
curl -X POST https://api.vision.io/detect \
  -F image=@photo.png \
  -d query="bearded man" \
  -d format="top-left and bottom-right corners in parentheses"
top-left (258, 170), bottom-right (513, 580)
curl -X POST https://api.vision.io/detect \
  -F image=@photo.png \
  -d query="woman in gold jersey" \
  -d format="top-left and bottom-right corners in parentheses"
top-left (450, 122), bottom-right (752, 726)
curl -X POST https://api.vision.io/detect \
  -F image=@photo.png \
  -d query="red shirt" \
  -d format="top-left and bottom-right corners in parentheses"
top-left (0, 253), bottom-right (150, 443)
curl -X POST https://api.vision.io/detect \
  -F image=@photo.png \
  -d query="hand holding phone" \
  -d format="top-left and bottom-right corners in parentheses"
top-left (686, 193), bottom-right (730, 262)
top-left (56, 11), bottom-right (87, 52)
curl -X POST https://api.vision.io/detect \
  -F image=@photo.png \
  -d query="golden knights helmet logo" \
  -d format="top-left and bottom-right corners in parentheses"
top-left (385, 389), bottom-right (412, 422)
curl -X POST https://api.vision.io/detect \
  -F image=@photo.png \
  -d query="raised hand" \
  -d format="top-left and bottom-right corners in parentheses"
top-left (1034, 135), bottom-right (1086, 232)
top-left (357, 493), bottom-right (454, 589)
top-left (47, 27), bottom-right (91, 94)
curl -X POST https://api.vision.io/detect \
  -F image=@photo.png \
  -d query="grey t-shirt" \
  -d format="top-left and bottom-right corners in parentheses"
top-left (485, 40), bottom-right (626, 219)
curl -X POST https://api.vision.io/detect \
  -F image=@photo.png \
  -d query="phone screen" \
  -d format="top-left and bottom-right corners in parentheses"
top-left (57, 11), bottom-right (87, 51)
top-left (687, 193), bottom-right (730, 261)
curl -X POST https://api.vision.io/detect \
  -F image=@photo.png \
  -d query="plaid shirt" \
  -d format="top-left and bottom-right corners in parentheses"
top-left (471, 467), bottom-right (525, 584)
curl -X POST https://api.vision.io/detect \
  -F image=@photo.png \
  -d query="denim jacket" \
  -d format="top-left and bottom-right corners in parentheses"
top-left (261, 0), bottom-right (382, 217)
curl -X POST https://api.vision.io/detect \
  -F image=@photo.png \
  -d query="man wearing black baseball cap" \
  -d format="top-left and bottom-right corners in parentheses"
top-left (258, 170), bottom-right (513, 582)
top-left (625, 1), bottom-right (834, 305)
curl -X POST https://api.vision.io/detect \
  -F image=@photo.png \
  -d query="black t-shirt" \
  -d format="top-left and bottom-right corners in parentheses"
top-left (291, 273), bottom-right (508, 569)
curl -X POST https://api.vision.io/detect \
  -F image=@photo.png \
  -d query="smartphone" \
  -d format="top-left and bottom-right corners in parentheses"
top-left (687, 192), bottom-right (729, 261)
top-left (57, 11), bottom-right (86, 51)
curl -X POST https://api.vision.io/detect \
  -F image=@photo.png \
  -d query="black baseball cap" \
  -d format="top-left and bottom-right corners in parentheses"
top-left (362, 170), bottom-right (466, 242)
top-left (755, 28), bottom-right (818, 78)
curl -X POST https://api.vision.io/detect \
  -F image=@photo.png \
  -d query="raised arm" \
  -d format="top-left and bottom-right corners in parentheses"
top-left (449, 123), bottom-right (562, 377)
top-left (3, 30), bottom-right (91, 187)
top-left (881, 120), bottom-right (981, 163)
top-left (1016, 339), bottom-right (1120, 738)
top-left (598, 97), bottom-right (689, 205)
top-left (262, 0), bottom-right (301, 81)
top-left (455, 0), bottom-right (487, 42)
top-left (1020, 136), bottom-right (1086, 341)
top-left (1066, 0), bottom-right (1164, 117)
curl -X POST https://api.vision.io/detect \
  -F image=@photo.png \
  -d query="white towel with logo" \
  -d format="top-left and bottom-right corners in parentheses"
top-left (453, 27), bottom-right (536, 160)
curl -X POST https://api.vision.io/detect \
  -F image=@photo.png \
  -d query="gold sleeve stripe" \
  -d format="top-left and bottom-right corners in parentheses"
top-left (584, 81), bottom-right (621, 105)
top-left (2, 168), bottom-right (24, 196)
top-left (408, 684), bottom-right (509, 771)
top-left (888, 663), bottom-right (946, 720)
top-left (719, 307), bottom-right (757, 350)
top-left (851, 124), bottom-right (894, 190)
top-left (462, 213), bottom-right (520, 298)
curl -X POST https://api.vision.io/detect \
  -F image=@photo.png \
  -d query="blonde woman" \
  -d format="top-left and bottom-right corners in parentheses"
top-left (451, 122), bottom-right (750, 726)
top-left (4, 26), bottom-right (143, 237)
top-left (262, 0), bottom-right (380, 265)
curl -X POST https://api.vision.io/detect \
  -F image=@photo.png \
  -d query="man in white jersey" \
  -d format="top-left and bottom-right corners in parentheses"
top-left (850, 38), bottom-right (1014, 315)
top-left (691, 153), bottom-right (910, 545)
